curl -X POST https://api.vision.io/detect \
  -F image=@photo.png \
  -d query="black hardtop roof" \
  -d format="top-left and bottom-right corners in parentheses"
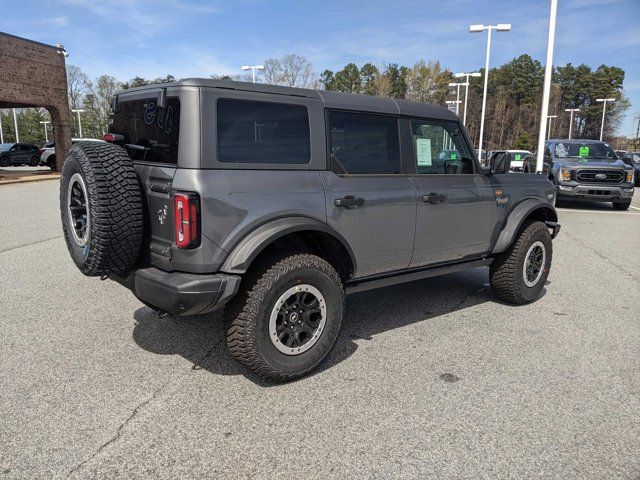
top-left (548, 138), bottom-right (610, 144)
top-left (115, 77), bottom-right (458, 121)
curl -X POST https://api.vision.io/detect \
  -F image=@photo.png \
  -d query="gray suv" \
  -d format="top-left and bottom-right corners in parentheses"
top-left (60, 79), bottom-right (560, 381)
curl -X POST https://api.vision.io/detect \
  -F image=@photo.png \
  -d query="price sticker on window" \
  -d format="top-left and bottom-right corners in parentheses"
top-left (579, 146), bottom-right (590, 157)
top-left (416, 139), bottom-right (432, 166)
top-left (450, 152), bottom-right (458, 160)
top-left (514, 153), bottom-right (522, 160)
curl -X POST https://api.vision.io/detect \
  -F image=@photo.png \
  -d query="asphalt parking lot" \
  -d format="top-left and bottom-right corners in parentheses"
top-left (1, 179), bottom-right (639, 479)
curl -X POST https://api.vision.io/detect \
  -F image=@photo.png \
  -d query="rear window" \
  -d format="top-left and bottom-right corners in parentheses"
top-left (110, 97), bottom-right (180, 164)
top-left (216, 98), bottom-right (310, 164)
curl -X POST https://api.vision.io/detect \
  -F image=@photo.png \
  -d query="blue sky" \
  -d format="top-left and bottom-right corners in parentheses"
top-left (1, 0), bottom-right (639, 135)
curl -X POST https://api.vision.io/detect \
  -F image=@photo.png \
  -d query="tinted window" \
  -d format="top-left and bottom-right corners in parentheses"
top-left (553, 142), bottom-right (617, 162)
top-left (217, 99), bottom-right (310, 164)
top-left (328, 111), bottom-right (400, 174)
top-left (110, 97), bottom-right (180, 164)
top-left (410, 119), bottom-right (473, 174)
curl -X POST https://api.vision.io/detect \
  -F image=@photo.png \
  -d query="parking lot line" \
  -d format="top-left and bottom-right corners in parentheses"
top-left (555, 208), bottom-right (640, 216)
top-left (629, 205), bottom-right (640, 211)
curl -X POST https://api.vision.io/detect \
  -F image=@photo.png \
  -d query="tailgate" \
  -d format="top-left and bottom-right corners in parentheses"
top-left (134, 163), bottom-right (176, 271)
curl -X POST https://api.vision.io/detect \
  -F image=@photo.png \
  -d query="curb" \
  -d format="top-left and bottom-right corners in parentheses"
top-left (0, 174), bottom-right (60, 186)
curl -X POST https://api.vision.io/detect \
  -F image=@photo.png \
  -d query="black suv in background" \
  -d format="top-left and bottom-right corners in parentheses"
top-left (528, 139), bottom-right (635, 210)
top-left (0, 143), bottom-right (41, 167)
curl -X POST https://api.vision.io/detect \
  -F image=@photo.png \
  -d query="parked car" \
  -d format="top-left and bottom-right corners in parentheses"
top-left (40, 138), bottom-right (105, 170)
top-left (627, 152), bottom-right (640, 186)
top-left (0, 143), bottom-right (41, 167)
top-left (535, 139), bottom-right (635, 210)
top-left (59, 79), bottom-right (560, 381)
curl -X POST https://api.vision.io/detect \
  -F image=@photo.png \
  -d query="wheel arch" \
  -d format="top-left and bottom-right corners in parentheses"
top-left (220, 217), bottom-right (357, 281)
top-left (492, 199), bottom-right (558, 254)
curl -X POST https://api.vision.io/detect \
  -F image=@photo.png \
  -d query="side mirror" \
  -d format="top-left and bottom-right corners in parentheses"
top-left (490, 152), bottom-right (511, 174)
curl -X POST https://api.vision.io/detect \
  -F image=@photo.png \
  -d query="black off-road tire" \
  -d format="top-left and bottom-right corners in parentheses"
top-left (0, 155), bottom-right (10, 167)
top-left (225, 254), bottom-right (344, 382)
top-left (60, 142), bottom-right (143, 277)
top-left (612, 199), bottom-right (631, 211)
top-left (490, 221), bottom-right (552, 305)
top-left (48, 155), bottom-right (57, 171)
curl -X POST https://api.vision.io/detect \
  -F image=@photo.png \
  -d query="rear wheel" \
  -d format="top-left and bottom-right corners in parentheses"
top-left (225, 254), bottom-right (344, 382)
top-left (612, 199), bottom-right (631, 211)
top-left (47, 155), bottom-right (57, 171)
top-left (490, 221), bottom-right (552, 305)
top-left (30, 155), bottom-right (40, 167)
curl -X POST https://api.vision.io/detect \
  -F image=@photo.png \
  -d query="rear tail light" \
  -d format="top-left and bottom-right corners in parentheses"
top-left (174, 192), bottom-right (200, 248)
top-left (103, 133), bottom-right (124, 143)
top-left (39, 148), bottom-right (44, 155)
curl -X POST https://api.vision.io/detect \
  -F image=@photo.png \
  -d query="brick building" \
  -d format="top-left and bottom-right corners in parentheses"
top-left (0, 31), bottom-right (72, 170)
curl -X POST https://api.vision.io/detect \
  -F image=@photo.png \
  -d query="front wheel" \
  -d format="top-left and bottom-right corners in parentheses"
top-left (490, 221), bottom-right (552, 305)
top-left (225, 254), bottom-right (344, 382)
top-left (612, 199), bottom-right (631, 211)
top-left (0, 156), bottom-right (10, 167)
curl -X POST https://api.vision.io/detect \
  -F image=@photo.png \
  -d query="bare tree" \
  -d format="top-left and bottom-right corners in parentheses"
top-left (261, 54), bottom-right (317, 88)
top-left (66, 65), bottom-right (91, 110)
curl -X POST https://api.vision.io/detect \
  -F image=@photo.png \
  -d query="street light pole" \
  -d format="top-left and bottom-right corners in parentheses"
top-left (454, 72), bottom-right (481, 127)
top-left (39, 121), bottom-right (51, 142)
top-left (13, 108), bottom-right (20, 143)
top-left (596, 98), bottom-right (615, 141)
top-left (564, 108), bottom-right (580, 139)
top-left (72, 109), bottom-right (85, 138)
top-left (546, 115), bottom-right (557, 139)
top-left (241, 65), bottom-right (265, 83)
top-left (0, 110), bottom-right (4, 144)
top-left (535, 0), bottom-right (558, 173)
top-left (469, 23), bottom-right (511, 160)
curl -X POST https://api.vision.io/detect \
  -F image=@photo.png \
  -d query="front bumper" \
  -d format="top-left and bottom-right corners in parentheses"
top-left (556, 184), bottom-right (634, 201)
top-left (112, 267), bottom-right (241, 316)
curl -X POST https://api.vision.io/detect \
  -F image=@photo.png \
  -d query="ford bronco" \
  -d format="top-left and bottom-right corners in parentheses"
top-left (60, 79), bottom-right (560, 381)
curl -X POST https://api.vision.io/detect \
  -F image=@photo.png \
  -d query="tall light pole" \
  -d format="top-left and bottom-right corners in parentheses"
top-left (446, 100), bottom-right (462, 115)
top-left (13, 108), bottom-right (20, 142)
top-left (596, 98), bottom-right (615, 141)
top-left (565, 108), bottom-right (580, 139)
top-left (448, 82), bottom-right (465, 116)
top-left (39, 121), bottom-right (51, 142)
top-left (469, 23), bottom-right (511, 160)
top-left (536, 0), bottom-right (558, 173)
top-left (546, 114), bottom-right (557, 139)
top-left (0, 110), bottom-right (4, 144)
top-left (241, 65), bottom-right (264, 83)
top-left (454, 72), bottom-right (481, 127)
top-left (72, 109), bottom-right (85, 138)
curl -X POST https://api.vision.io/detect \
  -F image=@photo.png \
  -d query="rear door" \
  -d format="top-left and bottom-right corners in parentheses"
top-left (407, 118), bottom-right (497, 267)
top-left (321, 110), bottom-right (416, 278)
top-left (110, 94), bottom-right (182, 270)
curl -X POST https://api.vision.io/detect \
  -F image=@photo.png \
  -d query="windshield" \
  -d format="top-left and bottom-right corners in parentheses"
top-left (629, 152), bottom-right (640, 164)
top-left (553, 142), bottom-right (617, 162)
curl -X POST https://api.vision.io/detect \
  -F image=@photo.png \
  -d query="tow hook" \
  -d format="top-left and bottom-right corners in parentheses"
top-left (545, 221), bottom-right (561, 239)
top-left (157, 310), bottom-right (170, 319)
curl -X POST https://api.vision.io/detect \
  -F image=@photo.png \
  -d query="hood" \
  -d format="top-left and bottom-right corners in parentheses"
top-left (554, 158), bottom-right (630, 169)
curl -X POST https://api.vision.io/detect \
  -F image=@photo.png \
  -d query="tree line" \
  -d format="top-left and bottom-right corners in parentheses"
top-left (0, 53), bottom-right (632, 151)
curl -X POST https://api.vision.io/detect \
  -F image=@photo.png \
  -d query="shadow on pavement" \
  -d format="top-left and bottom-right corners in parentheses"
top-left (132, 268), bottom-right (515, 385)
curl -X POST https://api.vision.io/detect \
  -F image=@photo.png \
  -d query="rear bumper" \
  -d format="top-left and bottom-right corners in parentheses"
top-left (112, 267), bottom-right (241, 316)
top-left (556, 184), bottom-right (634, 201)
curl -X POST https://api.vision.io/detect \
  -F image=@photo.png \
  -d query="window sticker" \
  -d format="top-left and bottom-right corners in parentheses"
top-left (416, 138), bottom-right (432, 166)
top-left (450, 152), bottom-right (458, 160)
top-left (555, 143), bottom-right (568, 158)
top-left (579, 146), bottom-right (590, 157)
top-left (514, 153), bottom-right (522, 161)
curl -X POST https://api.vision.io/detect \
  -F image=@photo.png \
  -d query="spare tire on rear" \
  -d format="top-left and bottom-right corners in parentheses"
top-left (60, 142), bottom-right (143, 277)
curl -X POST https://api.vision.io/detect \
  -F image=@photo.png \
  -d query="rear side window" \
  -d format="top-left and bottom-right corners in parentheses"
top-left (110, 97), bottom-right (180, 164)
top-left (328, 111), bottom-right (400, 174)
top-left (217, 99), bottom-right (310, 164)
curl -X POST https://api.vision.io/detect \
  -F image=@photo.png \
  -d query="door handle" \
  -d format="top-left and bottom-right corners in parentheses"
top-left (335, 196), bottom-right (365, 208)
top-left (422, 193), bottom-right (447, 204)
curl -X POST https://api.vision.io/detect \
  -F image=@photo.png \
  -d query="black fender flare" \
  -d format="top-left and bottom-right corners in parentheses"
top-left (492, 199), bottom-right (558, 254)
top-left (220, 217), bottom-right (357, 275)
